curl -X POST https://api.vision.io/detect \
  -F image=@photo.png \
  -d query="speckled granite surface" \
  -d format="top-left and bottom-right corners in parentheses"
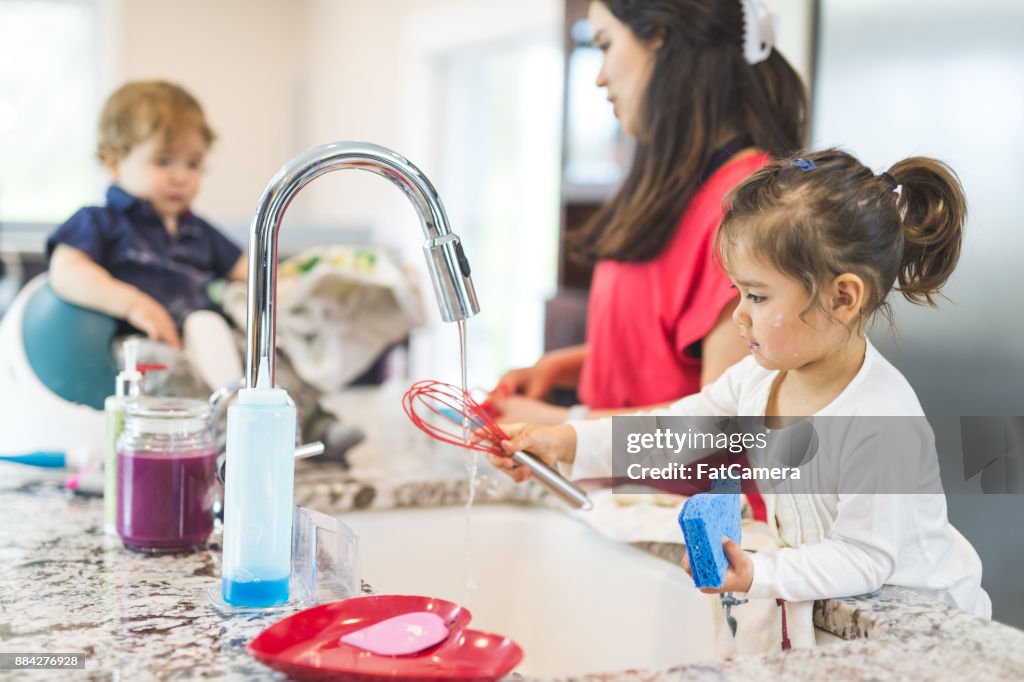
top-left (2, 458), bottom-right (1022, 681)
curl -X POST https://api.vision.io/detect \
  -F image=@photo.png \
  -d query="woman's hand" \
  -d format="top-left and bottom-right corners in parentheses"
top-left (496, 362), bottom-right (560, 401)
top-left (126, 294), bottom-right (181, 349)
top-left (682, 537), bottom-right (754, 594)
top-left (488, 393), bottom-right (568, 425)
top-left (486, 423), bottom-right (577, 483)
top-left (495, 345), bottom-right (587, 400)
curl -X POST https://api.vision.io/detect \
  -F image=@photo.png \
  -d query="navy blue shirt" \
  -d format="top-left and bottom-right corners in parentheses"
top-left (46, 185), bottom-right (243, 330)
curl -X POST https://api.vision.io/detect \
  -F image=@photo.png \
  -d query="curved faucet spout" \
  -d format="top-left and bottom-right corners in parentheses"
top-left (245, 141), bottom-right (480, 389)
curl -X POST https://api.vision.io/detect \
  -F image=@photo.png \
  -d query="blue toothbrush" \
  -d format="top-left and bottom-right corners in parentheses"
top-left (0, 452), bottom-right (67, 468)
top-left (437, 407), bottom-right (486, 429)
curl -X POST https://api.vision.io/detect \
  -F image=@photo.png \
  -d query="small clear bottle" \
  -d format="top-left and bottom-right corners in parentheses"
top-left (116, 398), bottom-right (217, 553)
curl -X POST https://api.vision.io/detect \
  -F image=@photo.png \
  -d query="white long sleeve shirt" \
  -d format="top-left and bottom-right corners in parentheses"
top-left (569, 341), bottom-right (991, 618)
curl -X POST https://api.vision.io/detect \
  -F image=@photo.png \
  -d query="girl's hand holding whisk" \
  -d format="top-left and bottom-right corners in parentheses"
top-left (486, 423), bottom-right (577, 483)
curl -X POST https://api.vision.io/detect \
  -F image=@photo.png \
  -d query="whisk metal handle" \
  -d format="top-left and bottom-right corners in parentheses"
top-left (512, 451), bottom-right (593, 511)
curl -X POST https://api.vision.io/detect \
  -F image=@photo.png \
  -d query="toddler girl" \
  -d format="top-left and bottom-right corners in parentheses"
top-left (489, 149), bottom-right (991, 631)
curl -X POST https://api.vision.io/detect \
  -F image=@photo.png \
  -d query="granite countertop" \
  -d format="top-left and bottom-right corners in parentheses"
top-left (2, 446), bottom-right (1023, 680)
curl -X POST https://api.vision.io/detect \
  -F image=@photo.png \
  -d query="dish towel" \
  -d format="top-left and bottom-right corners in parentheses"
top-left (732, 516), bottom-right (816, 654)
top-left (224, 245), bottom-right (425, 392)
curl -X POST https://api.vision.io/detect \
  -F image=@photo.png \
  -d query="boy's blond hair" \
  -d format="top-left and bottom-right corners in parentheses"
top-left (96, 80), bottom-right (215, 161)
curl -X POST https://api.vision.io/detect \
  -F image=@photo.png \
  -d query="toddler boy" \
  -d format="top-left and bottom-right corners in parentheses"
top-left (46, 80), bottom-right (245, 393)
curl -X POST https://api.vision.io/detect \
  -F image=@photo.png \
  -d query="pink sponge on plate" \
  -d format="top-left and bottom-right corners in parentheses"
top-left (339, 611), bottom-right (450, 656)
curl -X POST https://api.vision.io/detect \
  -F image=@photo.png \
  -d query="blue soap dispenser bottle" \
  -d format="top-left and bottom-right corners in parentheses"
top-left (221, 360), bottom-right (296, 607)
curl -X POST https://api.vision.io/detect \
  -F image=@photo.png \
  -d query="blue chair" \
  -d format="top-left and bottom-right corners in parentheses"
top-left (22, 277), bottom-right (117, 409)
top-left (0, 275), bottom-right (113, 460)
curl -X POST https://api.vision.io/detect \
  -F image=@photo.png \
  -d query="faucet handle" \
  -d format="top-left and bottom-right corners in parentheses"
top-left (209, 378), bottom-right (245, 427)
top-left (216, 441), bottom-right (326, 485)
top-left (295, 441), bottom-right (326, 460)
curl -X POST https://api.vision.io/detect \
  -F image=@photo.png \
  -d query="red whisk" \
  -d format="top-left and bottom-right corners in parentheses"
top-left (402, 380), bottom-right (592, 510)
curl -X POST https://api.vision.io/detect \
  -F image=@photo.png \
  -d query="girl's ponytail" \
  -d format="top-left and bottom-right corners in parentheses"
top-left (888, 157), bottom-right (967, 306)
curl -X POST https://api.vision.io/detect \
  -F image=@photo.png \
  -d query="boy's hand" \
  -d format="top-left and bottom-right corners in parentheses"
top-left (486, 423), bottom-right (576, 483)
top-left (682, 537), bottom-right (754, 594)
top-left (126, 295), bottom-right (181, 349)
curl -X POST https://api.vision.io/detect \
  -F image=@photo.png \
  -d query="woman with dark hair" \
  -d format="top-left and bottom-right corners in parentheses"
top-left (494, 0), bottom-right (808, 423)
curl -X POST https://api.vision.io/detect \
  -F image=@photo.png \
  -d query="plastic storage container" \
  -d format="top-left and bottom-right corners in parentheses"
top-left (116, 397), bottom-right (217, 553)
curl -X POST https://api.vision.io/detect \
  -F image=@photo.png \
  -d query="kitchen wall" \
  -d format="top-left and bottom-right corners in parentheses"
top-left (813, 0), bottom-right (1024, 627)
top-left (111, 0), bottom-right (302, 227)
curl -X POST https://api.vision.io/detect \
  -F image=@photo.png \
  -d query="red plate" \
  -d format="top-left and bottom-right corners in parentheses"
top-left (247, 594), bottom-right (524, 681)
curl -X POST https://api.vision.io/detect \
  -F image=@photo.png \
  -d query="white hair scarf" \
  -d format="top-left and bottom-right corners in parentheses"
top-left (741, 0), bottom-right (777, 64)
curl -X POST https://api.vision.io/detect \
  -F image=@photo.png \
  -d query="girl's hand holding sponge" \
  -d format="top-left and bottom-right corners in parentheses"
top-left (680, 487), bottom-right (754, 594)
top-left (683, 536), bottom-right (753, 594)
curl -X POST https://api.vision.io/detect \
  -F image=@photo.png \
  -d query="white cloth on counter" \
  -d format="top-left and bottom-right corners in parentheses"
top-left (569, 340), bottom-right (992, 634)
top-left (574, 489), bottom-right (688, 543)
top-left (224, 245), bottom-right (425, 392)
top-left (573, 489), bottom-right (753, 542)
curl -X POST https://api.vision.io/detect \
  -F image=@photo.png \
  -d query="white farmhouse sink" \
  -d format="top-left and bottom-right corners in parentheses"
top-left (343, 504), bottom-right (735, 677)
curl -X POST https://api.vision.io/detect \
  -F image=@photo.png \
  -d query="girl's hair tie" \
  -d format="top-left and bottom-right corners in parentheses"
top-left (879, 171), bottom-right (899, 191)
top-left (789, 158), bottom-right (816, 172)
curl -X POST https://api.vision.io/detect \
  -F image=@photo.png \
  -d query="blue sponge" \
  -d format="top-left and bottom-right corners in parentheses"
top-left (678, 487), bottom-right (742, 589)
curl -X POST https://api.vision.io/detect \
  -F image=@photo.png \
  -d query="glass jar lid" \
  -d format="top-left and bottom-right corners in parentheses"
top-left (124, 397), bottom-right (211, 434)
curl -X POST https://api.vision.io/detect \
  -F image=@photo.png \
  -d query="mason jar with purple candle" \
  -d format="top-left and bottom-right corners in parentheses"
top-left (116, 398), bottom-right (217, 553)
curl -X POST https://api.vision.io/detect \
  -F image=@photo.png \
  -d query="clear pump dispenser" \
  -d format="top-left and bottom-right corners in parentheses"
top-left (103, 339), bottom-right (142, 534)
top-left (220, 362), bottom-right (296, 607)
